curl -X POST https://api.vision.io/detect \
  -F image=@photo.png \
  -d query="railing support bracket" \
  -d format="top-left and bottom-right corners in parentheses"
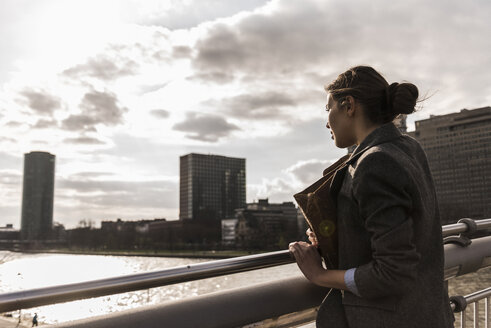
top-left (450, 295), bottom-right (467, 312)
top-left (443, 218), bottom-right (477, 247)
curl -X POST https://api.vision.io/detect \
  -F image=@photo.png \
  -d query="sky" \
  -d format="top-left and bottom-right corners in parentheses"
top-left (0, 0), bottom-right (490, 229)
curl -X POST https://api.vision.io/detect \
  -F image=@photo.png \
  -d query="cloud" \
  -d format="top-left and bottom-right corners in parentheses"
top-left (139, 82), bottom-right (170, 95)
top-left (62, 114), bottom-right (98, 132)
top-left (187, 72), bottom-right (235, 84)
top-left (132, 0), bottom-right (269, 29)
top-left (5, 121), bottom-right (25, 128)
top-left (150, 109), bottom-right (170, 119)
top-left (173, 112), bottom-right (240, 142)
top-left (63, 54), bottom-right (139, 81)
top-left (204, 91), bottom-right (297, 119)
top-left (70, 172), bottom-right (115, 178)
top-left (0, 168), bottom-right (22, 226)
top-left (0, 136), bottom-right (17, 143)
top-left (172, 46), bottom-right (192, 59)
top-left (18, 89), bottom-right (61, 114)
top-left (0, 170), bottom-right (21, 186)
top-left (201, 88), bottom-right (325, 123)
top-left (248, 157), bottom-right (338, 203)
top-left (189, 0), bottom-right (491, 114)
top-left (80, 90), bottom-right (128, 124)
top-left (64, 136), bottom-right (105, 145)
top-left (0, 153), bottom-right (22, 169)
top-left (51, 174), bottom-right (179, 226)
top-left (32, 119), bottom-right (58, 129)
top-left (192, 1), bottom-right (332, 78)
top-left (249, 177), bottom-right (297, 203)
top-left (285, 159), bottom-right (334, 185)
top-left (62, 89), bottom-right (128, 132)
top-left (57, 177), bottom-right (177, 208)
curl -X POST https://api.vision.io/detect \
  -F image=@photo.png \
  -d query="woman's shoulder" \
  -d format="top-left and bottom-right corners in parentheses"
top-left (357, 134), bottom-right (425, 165)
top-left (351, 138), bottom-right (421, 182)
top-left (355, 142), bottom-right (406, 167)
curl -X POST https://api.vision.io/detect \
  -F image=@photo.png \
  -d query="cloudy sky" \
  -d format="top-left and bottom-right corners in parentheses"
top-left (0, 0), bottom-right (490, 228)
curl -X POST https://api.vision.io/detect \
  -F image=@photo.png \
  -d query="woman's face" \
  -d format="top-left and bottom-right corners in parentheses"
top-left (326, 94), bottom-right (356, 148)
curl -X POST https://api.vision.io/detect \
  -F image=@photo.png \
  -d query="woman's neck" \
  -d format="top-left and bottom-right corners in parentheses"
top-left (355, 120), bottom-right (381, 146)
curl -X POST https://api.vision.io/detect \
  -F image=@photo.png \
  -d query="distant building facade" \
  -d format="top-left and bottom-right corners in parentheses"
top-left (21, 151), bottom-right (55, 240)
top-left (221, 218), bottom-right (239, 246)
top-left (179, 153), bottom-right (246, 221)
top-left (0, 224), bottom-right (19, 240)
top-left (408, 107), bottom-right (491, 223)
top-left (234, 199), bottom-right (298, 249)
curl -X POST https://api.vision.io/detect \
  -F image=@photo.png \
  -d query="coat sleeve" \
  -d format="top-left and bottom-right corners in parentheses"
top-left (351, 151), bottom-right (421, 299)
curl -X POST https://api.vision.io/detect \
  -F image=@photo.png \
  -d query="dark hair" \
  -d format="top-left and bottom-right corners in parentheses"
top-left (325, 66), bottom-right (419, 124)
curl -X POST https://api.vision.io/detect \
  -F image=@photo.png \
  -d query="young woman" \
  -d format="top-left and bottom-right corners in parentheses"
top-left (289, 66), bottom-right (454, 327)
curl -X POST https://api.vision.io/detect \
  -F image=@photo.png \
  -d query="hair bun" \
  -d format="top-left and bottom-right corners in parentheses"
top-left (388, 82), bottom-right (418, 115)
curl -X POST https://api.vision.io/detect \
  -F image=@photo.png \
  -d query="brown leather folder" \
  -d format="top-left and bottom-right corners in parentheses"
top-left (293, 155), bottom-right (349, 269)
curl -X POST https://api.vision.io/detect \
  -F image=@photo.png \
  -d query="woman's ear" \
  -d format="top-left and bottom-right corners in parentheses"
top-left (342, 96), bottom-right (356, 117)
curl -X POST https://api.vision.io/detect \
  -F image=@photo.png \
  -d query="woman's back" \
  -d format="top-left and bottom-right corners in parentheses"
top-left (332, 123), bottom-right (453, 327)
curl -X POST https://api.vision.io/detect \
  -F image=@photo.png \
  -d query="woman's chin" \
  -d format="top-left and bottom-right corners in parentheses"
top-left (334, 139), bottom-right (354, 149)
top-left (333, 139), bottom-right (344, 148)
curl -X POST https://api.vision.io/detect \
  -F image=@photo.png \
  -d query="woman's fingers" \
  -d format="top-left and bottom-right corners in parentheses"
top-left (289, 241), bottom-right (317, 260)
top-left (289, 241), bottom-right (324, 283)
top-left (306, 228), bottom-right (319, 246)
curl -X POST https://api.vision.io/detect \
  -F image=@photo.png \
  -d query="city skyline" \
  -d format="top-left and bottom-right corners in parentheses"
top-left (0, 0), bottom-right (490, 228)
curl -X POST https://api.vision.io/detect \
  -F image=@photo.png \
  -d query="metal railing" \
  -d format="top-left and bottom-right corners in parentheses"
top-left (451, 287), bottom-right (491, 328)
top-left (0, 218), bottom-right (490, 327)
top-left (50, 276), bottom-right (329, 328)
top-left (442, 218), bottom-right (491, 237)
top-left (0, 250), bottom-right (294, 313)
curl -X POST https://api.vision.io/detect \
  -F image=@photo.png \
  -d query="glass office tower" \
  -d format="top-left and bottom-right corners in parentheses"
top-left (21, 151), bottom-right (55, 240)
top-left (180, 153), bottom-right (246, 221)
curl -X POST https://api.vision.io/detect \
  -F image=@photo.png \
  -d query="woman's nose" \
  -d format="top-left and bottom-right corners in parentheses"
top-left (326, 122), bottom-right (331, 129)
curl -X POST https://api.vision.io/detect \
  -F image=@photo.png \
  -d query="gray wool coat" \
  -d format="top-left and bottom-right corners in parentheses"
top-left (316, 123), bottom-right (454, 328)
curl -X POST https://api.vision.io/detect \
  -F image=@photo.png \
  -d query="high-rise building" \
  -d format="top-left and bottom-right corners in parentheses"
top-left (408, 107), bottom-right (491, 223)
top-left (179, 153), bottom-right (246, 221)
top-left (21, 151), bottom-right (55, 240)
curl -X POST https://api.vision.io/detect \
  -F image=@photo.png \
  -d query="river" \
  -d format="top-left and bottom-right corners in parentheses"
top-left (0, 251), bottom-right (489, 326)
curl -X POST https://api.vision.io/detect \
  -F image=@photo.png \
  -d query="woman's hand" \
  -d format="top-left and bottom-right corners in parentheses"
top-left (306, 228), bottom-right (318, 247)
top-left (289, 241), bottom-right (348, 290)
top-left (289, 241), bottom-right (325, 284)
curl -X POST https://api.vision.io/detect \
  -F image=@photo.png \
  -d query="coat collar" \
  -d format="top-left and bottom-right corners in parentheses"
top-left (346, 122), bottom-right (402, 165)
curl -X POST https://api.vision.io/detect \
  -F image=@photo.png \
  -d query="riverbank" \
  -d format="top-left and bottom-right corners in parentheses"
top-left (0, 315), bottom-right (30, 328)
top-left (13, 248), bottom-right (261, 259)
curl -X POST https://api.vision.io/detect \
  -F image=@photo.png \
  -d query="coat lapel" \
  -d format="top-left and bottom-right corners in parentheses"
top-left (329, 164), bottom-right (348, 201)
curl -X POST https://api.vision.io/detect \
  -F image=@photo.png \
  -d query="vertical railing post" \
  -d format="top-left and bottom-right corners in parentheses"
top-left (485, 297), bottom-right (489, 328)
top-left (462, 308), bottom-right (467, 328)
top-left (475, 302), bottom-right (480, 328)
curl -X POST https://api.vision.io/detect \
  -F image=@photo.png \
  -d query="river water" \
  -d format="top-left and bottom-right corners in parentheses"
top-left (0, 251), bottom-right (489, 326)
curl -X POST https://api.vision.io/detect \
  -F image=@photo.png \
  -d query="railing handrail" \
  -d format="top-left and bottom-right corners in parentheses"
top-left (0, 250), bottom-right (293, 313)
top-left (461, 287), bottom-right (491, 304)
top-left (441, 217), bottom-right (491, 237)
top-left (0, 219), bottom-right (490, 313)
